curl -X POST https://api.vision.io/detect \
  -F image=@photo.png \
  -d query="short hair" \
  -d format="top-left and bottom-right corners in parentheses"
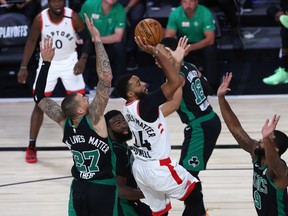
top-left (273, 130), bottom-right (288, 156)
top-left (161, 37), bottom-right (178, 51)
top-left (61, 92), bottom-right (78, 118)
top-left (104, 110), bottom-right (122, 127)
top-left (115, 73), bottom-right (133, 100)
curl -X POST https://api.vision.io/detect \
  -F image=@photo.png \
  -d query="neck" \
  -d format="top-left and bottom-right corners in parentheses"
top-left (48, 9), bottom-right (64, 23)
top-left (102, 2), bottom-right (112, 15)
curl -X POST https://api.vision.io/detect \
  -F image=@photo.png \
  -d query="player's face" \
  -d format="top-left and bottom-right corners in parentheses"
top-left (48, 0), bottom-right (65, 16)
top-left (181, 0), bottom-right (198, 15)
top-left (128, 75), bottom-right (148, 99)
top-left (109, 114), bottom-right (132, 142)
top-left (254, 139), bottom-right (265, 157)
top-left (75, 93), bottom-right (89, 113)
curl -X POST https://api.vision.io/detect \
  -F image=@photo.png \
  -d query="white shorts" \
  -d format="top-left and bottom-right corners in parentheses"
top-left (33, 52), bottom-right (85, 95)
top-left (132, 157), bottom-right (198, 215)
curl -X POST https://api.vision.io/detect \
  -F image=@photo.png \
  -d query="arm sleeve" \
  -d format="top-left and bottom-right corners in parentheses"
top-left (33, 61), bottom-right (51, 104)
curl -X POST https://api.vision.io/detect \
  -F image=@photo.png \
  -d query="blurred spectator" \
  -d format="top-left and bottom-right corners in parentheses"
top-left (199, 0), bottom-right (243, 50)
top-left (0, 0), bottom-right (41, 22)
top-left (68, 0), bottom-right (84, 12)
top-left (263, 1), bottom-right (288, 85)
top-left (118, 0), bottom-right (146, 71)
top-left (79, 0), bottom-right (126, 98)
top-left (165, 0), bottom-right (220, 94)
top-left (200, 0), bottom-right (240, 36)
top-left (242, 0), bottom-right (253, 13)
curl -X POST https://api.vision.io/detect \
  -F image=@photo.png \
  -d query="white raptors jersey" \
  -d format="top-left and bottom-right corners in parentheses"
top-left (41, 7), bottom-right (77, 61)
top-left (123, 100), bottom-right (171, 161)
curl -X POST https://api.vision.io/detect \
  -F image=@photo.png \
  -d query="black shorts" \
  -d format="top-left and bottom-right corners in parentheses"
top-left (68, 179), bottom-right (118, 216)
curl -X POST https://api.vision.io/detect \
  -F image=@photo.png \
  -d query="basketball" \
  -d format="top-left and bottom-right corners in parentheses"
top-left (134, 18), bottom-right (163, 46)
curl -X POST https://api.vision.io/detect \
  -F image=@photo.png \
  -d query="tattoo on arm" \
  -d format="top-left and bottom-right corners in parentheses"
top-left (39, 98), bottom-right (64, 124)
top-left (89, 42), bottom-right (112, 124)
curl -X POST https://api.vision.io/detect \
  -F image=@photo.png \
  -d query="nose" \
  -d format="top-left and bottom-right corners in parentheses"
top-left (144, 82), bottom-right (150, 89)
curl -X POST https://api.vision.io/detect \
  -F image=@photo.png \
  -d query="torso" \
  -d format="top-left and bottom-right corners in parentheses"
top-left (253, 158), bottom-right (288, 216)
top-left (168, 5), bottom-right (215, 42)
top-left (40, 7), bottom-right (77, 61)
top-left (177, 62), bottom-right (213, 124)
top-left (123, 100), bottom-right (171, 161)
top-left (62, 116), bottom-right (116, 181)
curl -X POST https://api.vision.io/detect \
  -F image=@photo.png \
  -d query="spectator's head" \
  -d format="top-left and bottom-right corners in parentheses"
top-left (48, 0), bottom-right (65, 16)
top-left (181, 0), bottom-right (198, 17)
top-left (102, 0), bottom-right (118, 6)
top-left (105, 110), bottom-right (132, 143)
top-left (61, 92), bottom-right (89, 119)
top-left (115, 74), bottom-right (148, 101)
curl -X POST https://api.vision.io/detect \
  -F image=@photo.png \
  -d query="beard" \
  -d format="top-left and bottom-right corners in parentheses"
top-left (113, 130), bottom-right (132, 142)
top-left (135, 91), bottom-right (147, 99)
top-left (254, 147), bottom-right (265, 157)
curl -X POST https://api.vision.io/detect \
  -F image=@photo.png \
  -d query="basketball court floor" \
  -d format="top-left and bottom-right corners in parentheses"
top-left (1, 95), bottom-right (288, 216)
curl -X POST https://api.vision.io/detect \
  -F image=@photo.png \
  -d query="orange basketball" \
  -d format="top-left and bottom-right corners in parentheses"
top-left (134, 18), bottom-right (163, 46)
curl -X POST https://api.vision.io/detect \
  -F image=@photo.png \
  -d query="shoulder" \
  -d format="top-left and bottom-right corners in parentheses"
top-left (197, 5), bottom-right (212, 16)
top-left (170, 6), bottom-right (182, 16)
top-left (112, 3), bottom-right (126, 16)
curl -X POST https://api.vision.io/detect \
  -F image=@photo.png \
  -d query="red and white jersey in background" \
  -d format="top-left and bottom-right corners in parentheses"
top-left (123, 100), bottom-right (171, 161)
top-left (40, 7), bottom-right (77, 61)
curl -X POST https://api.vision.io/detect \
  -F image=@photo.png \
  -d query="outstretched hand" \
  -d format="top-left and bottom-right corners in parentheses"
top-left (84, 13), bottom-right (101, 42)
top-left (167, 36), bottom-right (189, 65)
top-left (261, 115), bottom-right (280, 139)
top-left (217, 72), bottom-right (232, 97)
top-left (40, 37), bottom-right (55, 62)
top-left (135, 36), bottom-right (155, 55)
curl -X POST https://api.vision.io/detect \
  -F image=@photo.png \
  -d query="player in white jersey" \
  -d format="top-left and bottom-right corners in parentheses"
top-left (115, 36), bottom-right (200, 216)
top-left (17, 0), bottom-right (91, 163)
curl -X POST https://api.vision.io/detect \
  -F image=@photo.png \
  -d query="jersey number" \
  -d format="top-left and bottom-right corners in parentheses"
top-left (133, 131), bottom-right (152, 150)
top-left (253, 190), bottom-right (262, 210)
top-left (191, 78), bottom-right (205, 105)
top-left (72, 150), bottom-right (100, 172)
top-left (55, 39), bottom-right (63, 49)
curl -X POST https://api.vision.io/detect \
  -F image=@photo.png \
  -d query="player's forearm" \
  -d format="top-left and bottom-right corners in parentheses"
top-left (20, 38), bottom-right (37, 67)
top-left (94, 41), bottom-right (112, 83)
top-left (33, 61), bottom-right (50, 104)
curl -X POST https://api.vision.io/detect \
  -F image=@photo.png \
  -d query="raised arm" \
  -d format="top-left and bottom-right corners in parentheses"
top-left (35, 37), bottom-right (66, 127)
top-left (261, 115), bottom-right (288, 189)
top-left (84, 14), bottom-right (112, 136)
top-left (217, 73), bottom-right (256, 156)
top-left (135, 36), bottom-right (189, 100)
top-left (160, 77), bottom-right (184, 117)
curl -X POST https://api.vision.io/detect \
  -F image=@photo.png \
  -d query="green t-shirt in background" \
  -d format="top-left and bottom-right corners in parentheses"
top-left (166, 4), bottom-right (215, 43)
top-left (79, 0), bottom-right (126, 37)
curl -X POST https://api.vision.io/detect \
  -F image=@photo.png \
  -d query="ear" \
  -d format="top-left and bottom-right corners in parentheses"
top-left (275, 146), bottom-right (279, 153)
top-left (77, 107), bottom-right (86, 115)
top-left (127, 91), bottom-right (134, 99)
